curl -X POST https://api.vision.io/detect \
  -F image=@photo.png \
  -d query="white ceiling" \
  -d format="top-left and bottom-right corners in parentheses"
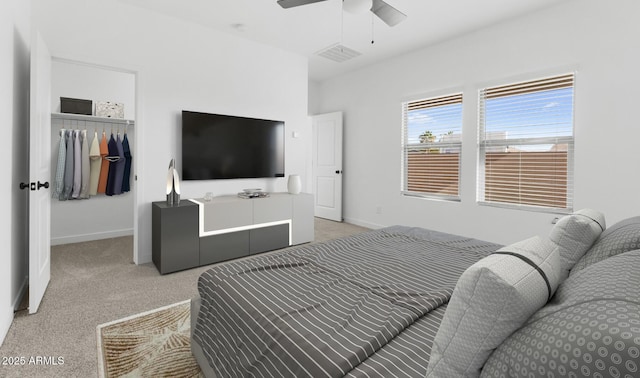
top-left (118, 0), bottom-right (570, 82)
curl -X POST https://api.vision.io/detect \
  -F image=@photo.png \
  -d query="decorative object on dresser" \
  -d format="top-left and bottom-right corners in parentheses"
top-left (238, 188), bottom-right (269, 199)
top-left (165, 158), bottom-right (180, 206)
top-left (287, 174), bottom-right (302, 194)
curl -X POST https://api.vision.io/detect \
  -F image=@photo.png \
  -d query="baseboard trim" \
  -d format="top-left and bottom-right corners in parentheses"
top-left (137, 252), bottom-right (152, 265)
top-left (343, 217), bottom-right (385, 230)
top-left (51, 229), bottom-right (133, 246)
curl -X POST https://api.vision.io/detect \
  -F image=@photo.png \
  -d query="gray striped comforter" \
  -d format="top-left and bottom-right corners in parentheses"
top-left (193, 226), bottom-right (501, 377)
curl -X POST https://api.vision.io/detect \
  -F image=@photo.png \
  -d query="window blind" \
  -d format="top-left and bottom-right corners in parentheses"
top-left (478, 73), bottom-right (574, 211)
top-left (402, 93), bottom-right (463, 200)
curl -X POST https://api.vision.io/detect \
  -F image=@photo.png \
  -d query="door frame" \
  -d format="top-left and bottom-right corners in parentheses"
top-left (49, 53), bottom-right (143, 264)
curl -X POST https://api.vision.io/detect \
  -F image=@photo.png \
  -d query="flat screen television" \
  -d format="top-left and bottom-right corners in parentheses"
top-left (181, 110), bottom-right (285, 180)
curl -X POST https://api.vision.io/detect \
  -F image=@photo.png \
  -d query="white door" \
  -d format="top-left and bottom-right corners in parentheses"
top-left (312, 112), bottom-right (343, 221)
top-left (28, 32), bottom-right (52, 314)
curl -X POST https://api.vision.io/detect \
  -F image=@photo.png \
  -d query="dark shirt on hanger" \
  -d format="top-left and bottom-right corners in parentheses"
top-left (62, 130), bottom-right (74, 200)
top-left (105, 133), bottom-right (120, 196)
top-left (122, 133), bottom-right (132, 193)
top-left (111, 133), bottom-right (125, 195)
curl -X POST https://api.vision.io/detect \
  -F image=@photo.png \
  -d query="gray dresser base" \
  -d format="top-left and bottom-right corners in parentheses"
top-left (152, 193), bottom-right (314, 274)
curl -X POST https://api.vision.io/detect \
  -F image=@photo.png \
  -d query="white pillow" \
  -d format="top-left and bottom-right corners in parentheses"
top-left (548, 208), bottom-right (605, 280)
top-left (426, 236), bottom-right (561, 378)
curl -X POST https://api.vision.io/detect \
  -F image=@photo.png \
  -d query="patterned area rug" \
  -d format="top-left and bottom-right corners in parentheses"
top-left (96, 300), bottom-right (204, 377)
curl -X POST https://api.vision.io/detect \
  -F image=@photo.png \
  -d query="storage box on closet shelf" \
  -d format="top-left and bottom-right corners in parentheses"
top-left (60, 97), bottom-right (92, 115)
top-left (95, 101), bottom-right (124, 119)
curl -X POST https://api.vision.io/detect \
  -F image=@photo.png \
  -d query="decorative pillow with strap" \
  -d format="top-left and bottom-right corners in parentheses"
top-left (548, 208), bottom-right (605, 279)
top-left (426, 236), bottom-right (562, 377)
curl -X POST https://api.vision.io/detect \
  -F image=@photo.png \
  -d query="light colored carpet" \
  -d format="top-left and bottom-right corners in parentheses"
top-left (0, 218), bottom-right (368, 378)
top-left (97, 300), bottom-right (202, 378)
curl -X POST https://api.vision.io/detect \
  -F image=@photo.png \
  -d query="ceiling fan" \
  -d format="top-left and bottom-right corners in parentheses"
top-left (277, 0), bottom-right (407, 27)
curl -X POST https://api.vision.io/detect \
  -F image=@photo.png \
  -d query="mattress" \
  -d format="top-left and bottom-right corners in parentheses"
top-left (191, 225), bottom-right (502, 377)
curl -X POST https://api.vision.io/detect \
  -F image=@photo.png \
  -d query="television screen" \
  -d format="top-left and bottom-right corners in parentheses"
top-left (181, 110), bottom-right (285, 180)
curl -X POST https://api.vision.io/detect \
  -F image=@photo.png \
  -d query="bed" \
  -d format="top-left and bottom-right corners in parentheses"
top-left (190, 213), bottom-right (640, 378)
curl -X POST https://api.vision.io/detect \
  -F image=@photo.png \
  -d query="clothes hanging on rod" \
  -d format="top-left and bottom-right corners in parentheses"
top-left (88, 130), bottom-right (101, 195)
top-left (51, 124), bottom-right (134, 201)
top-left (79, 129), bottom-right (90, 199)
top-left (122, 132), bottom-right (132, 193)
top-left (113, 132), bottom-right (126, 195)
top-left (106, 132), bottom-right (126, 196)
top-left (105, 132), bottom-right (120, 196)
top-left (71, 130), bottom-right (82, 199)
top-left (52, 128), bottom-right (67, 199)
top-left (62, 129), bottom-right (74, 200)
top-left (97, 131), bottom-right (109, 194)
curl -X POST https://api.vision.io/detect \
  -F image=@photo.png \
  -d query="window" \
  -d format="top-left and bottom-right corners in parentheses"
top-left (478, 73), bottom-right (574, 211)
top-left (402, 93), bottom-right (463, 200)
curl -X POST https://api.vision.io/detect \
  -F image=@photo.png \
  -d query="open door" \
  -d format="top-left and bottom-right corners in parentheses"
top-left (28, 31), bottom-right (52, 314)
top-left (312, 112), bottom-right (343, 221)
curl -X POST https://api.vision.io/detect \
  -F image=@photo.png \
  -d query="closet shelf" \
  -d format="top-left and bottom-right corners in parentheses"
top-left (51, 112), bottom-right (135, 126)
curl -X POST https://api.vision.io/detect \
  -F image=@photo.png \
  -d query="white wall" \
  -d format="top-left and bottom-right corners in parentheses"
top-left (315, 0), bottom-right (640, 244)
top-left (51, 60), bottom-right (136, 118)
top-left (32, 0), bottom-right (310, 263)
top-left (50, 61), bottom-right (136, 244)
top-left (1, 0), bottom-right (30, 346)
top-left (308, 79), bottom-right (322, 116)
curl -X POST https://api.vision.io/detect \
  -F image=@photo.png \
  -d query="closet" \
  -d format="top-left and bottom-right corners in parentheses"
top-left (50, 60), bottom-right (135, 246)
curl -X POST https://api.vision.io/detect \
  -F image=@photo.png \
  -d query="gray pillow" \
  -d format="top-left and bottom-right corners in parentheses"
top-left (548, 208), bottom-right (605, 280)
top-left (481, 249), bottom-right (640, 378)
top-left (426, 236), bottom-right (561, 377)
top-left (571, 215), bottom-right (640, 275)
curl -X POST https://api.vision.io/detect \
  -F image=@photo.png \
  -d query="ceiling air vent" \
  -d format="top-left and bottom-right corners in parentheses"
top-left (316, 43), bottom-right (361, 63)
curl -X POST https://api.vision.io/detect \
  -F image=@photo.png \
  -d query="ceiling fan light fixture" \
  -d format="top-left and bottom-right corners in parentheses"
top-left (342, 0), bottom-right (372, 14)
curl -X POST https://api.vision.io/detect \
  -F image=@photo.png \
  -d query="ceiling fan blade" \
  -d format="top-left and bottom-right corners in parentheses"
top-left (370, 0), bottom-right (406, 27)
top-left (277, 0), bottom-right (328, 9)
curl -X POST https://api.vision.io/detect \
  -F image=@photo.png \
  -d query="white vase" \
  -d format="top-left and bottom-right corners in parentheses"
top-left (287, 174), bottom-right (301, 194)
